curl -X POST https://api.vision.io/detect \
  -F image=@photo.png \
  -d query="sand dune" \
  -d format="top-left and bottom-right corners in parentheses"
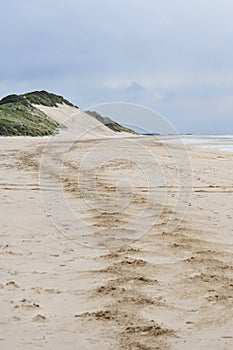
top-left (34, 103), bottom-right (116, 139)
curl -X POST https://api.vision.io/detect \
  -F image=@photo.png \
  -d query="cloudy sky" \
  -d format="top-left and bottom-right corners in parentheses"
top-left (1, 0), bottom-right (233, 134)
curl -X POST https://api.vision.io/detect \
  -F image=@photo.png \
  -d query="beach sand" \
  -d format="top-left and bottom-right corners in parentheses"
top-left (0, 131), bottom-right (233, 349)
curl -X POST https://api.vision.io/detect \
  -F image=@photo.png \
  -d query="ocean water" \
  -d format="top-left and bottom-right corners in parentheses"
top-left (199, 145), bottom-right (233, 152)
top-left (162, 136), bottom-right (233, 152)
top-left (163, 138), bottom-right (211, 144)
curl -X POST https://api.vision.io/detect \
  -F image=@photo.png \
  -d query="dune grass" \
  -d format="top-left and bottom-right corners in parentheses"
top-left (85, 110), bottom-right (137, 134)
top-left (23, 90), bottom-right (75, 107)
top-left (0, 101), bottom-right (59, 136)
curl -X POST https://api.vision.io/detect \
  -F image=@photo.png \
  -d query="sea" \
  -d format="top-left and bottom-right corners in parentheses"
top-left (162, 135), bottom-right (233, 152)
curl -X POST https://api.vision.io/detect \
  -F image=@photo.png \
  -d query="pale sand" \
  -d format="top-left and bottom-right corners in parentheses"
top-left (33, 103), bottom-right (116, 139)
top-left (0, 122), bottom-right (233, 349)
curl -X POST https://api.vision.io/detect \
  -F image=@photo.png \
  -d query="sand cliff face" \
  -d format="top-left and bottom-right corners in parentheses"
top-left (34, 103), bottom-right (116, 139)
top-left (0, 131), bottom-right (233, 349)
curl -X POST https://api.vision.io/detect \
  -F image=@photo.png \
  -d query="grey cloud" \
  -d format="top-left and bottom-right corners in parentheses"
top-left (0, 0), bottom-right (233, 133)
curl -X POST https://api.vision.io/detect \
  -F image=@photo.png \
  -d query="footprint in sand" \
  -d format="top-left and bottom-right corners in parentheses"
top-left (32, 314), bottom-right (47, 322)
top-left (14, 299), bottom-right (40, 309)
top-left (5, 281), bottom-right (20, 289)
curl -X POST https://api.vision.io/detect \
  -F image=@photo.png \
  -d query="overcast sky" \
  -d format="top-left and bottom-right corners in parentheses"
top-left (1, 0), bottom-right (233, 134)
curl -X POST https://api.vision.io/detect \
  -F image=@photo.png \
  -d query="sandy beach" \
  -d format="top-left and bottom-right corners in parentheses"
top-left (2, 0), bottom-right (233, 347)
top-left (0, 129), bottom-right (233, 349)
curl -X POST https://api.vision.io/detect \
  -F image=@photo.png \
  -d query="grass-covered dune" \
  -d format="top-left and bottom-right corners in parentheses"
top-left (0, 101), bottom-right (59, 136)
top-left (0, 90), bottom-right (75, 136)
top-left (23, 90), bottom-right (75, 107)
top-left (0, 90), bottom-right (136, 136)
top-left (0, 92), bottom-right (60, 136)
top-left (85, 110), bottom-right (137, 134)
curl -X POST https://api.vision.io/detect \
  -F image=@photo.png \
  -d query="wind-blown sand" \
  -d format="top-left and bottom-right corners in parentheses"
top-left (0, 111), bottom-right (233, 349)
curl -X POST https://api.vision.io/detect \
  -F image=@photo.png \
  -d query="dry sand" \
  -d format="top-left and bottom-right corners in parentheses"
top-left (0, 112), bottom-right (233, 349)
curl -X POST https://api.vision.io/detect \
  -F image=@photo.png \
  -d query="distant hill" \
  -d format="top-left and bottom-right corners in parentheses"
top-left (85, 110), bottom-right (137, 134)
top-left (0, 90), bottom-right (136, 136)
